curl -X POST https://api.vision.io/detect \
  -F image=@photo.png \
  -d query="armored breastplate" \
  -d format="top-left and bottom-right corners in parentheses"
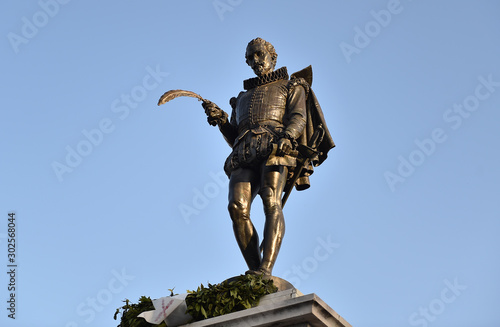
top-left (235, 80), bottom-right (289, 130)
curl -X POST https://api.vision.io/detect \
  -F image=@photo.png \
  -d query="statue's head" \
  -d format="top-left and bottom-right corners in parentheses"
top-left (245, 37), bottom-right (277, 77)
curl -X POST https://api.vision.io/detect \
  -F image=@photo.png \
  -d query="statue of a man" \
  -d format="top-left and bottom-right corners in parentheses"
top-left (203, 37), bottom-right (334, 276)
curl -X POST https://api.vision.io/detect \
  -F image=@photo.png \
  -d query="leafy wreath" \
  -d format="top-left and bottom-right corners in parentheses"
top-left (114, 274), bottom-right (277, 326)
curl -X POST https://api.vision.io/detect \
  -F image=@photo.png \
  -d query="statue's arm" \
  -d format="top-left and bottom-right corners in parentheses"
top-left (202, 100), bottom-right (237, 147)
top-left (284, 84), bottom-right (307, 141)
top-left (218, 112), bottom-right (237, 147)
top-left (276, 84), bottom-right (307, 156)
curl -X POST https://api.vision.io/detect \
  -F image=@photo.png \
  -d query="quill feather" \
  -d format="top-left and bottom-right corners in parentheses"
top-left (157, 89), bottom-right (207, 106)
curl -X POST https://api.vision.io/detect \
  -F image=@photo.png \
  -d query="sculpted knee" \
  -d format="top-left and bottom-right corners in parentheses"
top-left (228, 200), bottom-right (250, 221)
top-left (261, 187), bottom-right (279, 208)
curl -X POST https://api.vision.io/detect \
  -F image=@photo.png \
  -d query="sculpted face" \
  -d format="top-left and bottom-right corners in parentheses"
top-left (246, 42), bottom-right (275, 77)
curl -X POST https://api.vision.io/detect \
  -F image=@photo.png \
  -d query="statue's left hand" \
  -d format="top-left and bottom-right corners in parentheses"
top-left (277, 138), bottom-right (292, 156)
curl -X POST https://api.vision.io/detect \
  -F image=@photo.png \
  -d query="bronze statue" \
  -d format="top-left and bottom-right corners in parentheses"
top-left (159, 37), bottom-right (334, 276)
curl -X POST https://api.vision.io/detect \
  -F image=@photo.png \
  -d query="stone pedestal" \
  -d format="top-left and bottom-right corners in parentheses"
top-left (181, 288), bottom-right (352, 327)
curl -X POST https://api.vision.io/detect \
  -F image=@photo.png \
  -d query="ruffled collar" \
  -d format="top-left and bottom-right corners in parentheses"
top-left (243, 67), bottom-right (288, 90)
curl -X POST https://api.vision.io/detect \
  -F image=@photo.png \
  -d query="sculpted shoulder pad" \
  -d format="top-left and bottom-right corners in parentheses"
top-left (287, 77), bottom-right (310, 98)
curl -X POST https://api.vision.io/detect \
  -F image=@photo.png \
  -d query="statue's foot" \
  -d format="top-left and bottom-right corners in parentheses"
top-left (258, 267), bottom-right (272, 276)
top-left (245, 269), bottom-right (262, 275)
top-left (245, 268), bottom-right (272, 276)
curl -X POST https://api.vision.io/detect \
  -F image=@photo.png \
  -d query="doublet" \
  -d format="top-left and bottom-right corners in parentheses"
top-left (235, 80), bottom-right (289, 132)
top-left (220, 67), bottom-right (307, 176)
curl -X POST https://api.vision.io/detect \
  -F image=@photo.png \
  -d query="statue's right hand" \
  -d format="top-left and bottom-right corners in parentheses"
top-left (202, 100), bottom-right (218, 113)
top-left (202, 101), bottom-right (227, 126)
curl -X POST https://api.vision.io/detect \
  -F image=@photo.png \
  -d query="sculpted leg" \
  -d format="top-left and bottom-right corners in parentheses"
top-left (228, 168), bottom-right (261, 271)
top-left (259, 165), bottom-right (288, 275)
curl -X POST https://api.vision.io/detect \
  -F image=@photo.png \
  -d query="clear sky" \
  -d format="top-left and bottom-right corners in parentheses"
top-left (1, 1), bottom-right (499, 326)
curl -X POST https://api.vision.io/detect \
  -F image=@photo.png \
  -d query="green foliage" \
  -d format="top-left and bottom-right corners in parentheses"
top-left (113, 277), bottom-right (277, 326)
top-left (185, 274), bottom-right (278, 321)
top-left (114, 296), bottom-right (166, 327)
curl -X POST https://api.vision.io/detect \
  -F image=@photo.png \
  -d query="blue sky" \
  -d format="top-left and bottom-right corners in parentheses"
top-left (1, 1), bottom-right (499, 326)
